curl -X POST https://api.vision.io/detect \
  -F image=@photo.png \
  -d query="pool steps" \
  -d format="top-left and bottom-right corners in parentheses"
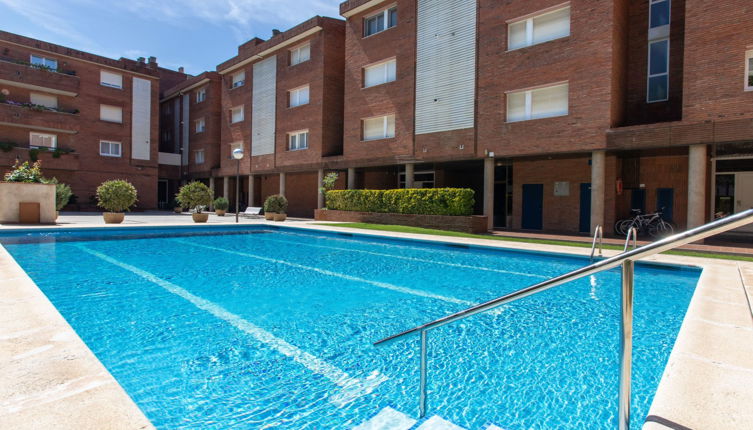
top-left (354, 406), bottom-right (505, 430)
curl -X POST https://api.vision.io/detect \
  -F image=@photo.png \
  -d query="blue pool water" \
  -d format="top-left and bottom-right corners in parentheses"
top-left (1, 226), bottom-right (700, 429)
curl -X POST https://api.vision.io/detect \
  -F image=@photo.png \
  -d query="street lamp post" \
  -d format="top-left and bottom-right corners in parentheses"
top-left (232, 148), bottom-right (244, 223)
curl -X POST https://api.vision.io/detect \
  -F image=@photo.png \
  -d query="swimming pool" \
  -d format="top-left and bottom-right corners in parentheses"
top-left (0, 226), bottom-right (700, 429)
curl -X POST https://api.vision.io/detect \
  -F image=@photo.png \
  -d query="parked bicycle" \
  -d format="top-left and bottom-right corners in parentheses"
top-left (614, 208), bottom-right (674, 238)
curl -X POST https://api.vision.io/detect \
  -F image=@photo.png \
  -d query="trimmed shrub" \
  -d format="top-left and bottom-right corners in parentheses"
top-left (325, 188), bottom-right (474, 216)
top-left (55, 182), bottom-right (73, 211)
top-left (176, 181), bottom-right (213, 213)
top-left (213, 197), bottom-right (229, 211)
top-left (3, 160), bottom-right (44, 183)
top-left (264, 194), bottom-right (288, 214)
top-left (96, 180), bottom-right (138, 212)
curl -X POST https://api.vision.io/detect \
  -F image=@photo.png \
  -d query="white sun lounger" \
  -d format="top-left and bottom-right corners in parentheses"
top-left (242, 206), bottom-right (263, 218)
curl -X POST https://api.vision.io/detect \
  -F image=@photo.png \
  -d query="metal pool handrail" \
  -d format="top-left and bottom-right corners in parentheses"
top-left (373, 208), bottom-right (753, 429)
top-left (624, 226), bottom-right (638, 252)
top-left (590, 225), bottom-right (603, 262)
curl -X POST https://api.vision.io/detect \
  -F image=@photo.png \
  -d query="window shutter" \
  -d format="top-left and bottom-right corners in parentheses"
top-left (101, 70), bottom-right (123, 88)
top-left (100, 105), bottom-right (123, 123)
top-left (30, 93), bottom-right (57, 108)
top-left (506, 91), bottom-right (527, 122)
top-left (532, 8), bottom-right (570, 45)
top-left (531, 84), bottom-right (569, 119)
top-left (508, 21), bottom-right (527, 50)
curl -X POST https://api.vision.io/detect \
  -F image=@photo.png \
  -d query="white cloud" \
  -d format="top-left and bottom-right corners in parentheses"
top-left (0, 0), bottom-right (97, 48)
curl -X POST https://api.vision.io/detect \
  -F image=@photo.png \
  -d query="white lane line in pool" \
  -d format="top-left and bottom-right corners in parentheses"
top-left (173, 239), bottom-right (474, 306)
top-left (251, 234), bottom-right (547, 279)
top-left (77, 245), bottom-right (388, 406)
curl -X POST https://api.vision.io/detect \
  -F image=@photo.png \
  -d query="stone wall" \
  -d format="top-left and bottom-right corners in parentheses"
top-left (0, 182), bottom-right (56, 224)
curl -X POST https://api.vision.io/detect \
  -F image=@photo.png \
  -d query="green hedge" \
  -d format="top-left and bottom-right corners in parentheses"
top-left (325, 188), bottom-right (474, 216)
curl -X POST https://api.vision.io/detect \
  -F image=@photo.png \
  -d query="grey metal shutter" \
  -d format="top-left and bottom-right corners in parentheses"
top-left (252, 56), bottom-right (277, 156)
top-left (131, 77), bottom-right (151, 160)
top-left (181, 94), bottom-right (190, 165)
top-left (415, 0), bottom-right (477, 135)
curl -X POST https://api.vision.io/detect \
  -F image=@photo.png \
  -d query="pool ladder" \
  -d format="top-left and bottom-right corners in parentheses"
top-left (590, 225), bottom-right (603, 262)
top-left (374, 208), bottom-right (753, 430)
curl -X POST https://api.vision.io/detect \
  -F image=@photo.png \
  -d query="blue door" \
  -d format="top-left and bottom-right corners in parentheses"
top-left (522, 184), bottom-right (544, 230)
top-left (579, 183), bottom-right (591, 233)
top-left (631, 189), bottom-right (646, 213)
top-left (656, 188), bottom-right (674, 221)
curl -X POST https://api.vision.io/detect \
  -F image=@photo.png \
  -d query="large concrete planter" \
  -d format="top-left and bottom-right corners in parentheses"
top-left (314, 209), bottom-right (489, 234)
top-left (102, 212), bottom-right (125, 224)
top-left (192, 213), bottom-right (209, 223)
top-left (0, 182), bottom-right (56, 224)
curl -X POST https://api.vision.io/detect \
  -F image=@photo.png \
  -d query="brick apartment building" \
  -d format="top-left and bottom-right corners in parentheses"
top-left (2, 0), bottom-right (752, 235)
top-left (0, 31), bottom-right (187, 210)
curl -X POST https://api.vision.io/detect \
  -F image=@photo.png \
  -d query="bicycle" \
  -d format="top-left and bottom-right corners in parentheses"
top-left (614, 208), bottom-right (674, 238)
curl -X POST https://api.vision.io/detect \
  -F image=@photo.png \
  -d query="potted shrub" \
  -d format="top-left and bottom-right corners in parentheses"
top-left (176, 181), bottom-right (213, 223)
top-left (169, 199), bottom-right (182, 214)
top-left (54, 181), bottom-right (72, 219)
top-left (96, 179), bottom-right (138, 224)
top-left (264, 194), bottom-right (288, 222)
top-left (213, 197), bottom-right (229, 216)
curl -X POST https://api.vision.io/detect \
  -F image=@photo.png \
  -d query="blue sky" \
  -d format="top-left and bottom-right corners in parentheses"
top-left (0, 0), bottom-right (342, 75)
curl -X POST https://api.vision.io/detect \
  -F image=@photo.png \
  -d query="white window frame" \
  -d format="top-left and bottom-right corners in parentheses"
top-left (364, 5), bottom-right (397, 37)
top-left (745, 49), bottom-right (753, 91)
top-left (230, 106), bottom-right (244, 123)
top-left (506, 82), bottom-right (569, 123)
top-left (507, 4), bottom-right (571, 51)
top-left (647, 38), bottom-right (670, 103)
top-left (196, 87), bottom-right (207, 103)
top-left (195, 149), bottom-right (205, 165)
top-left (362, 114), bottom-right (396, 141)
top-left (195, 117), bottom-right (206, 133)
top-left (290, 43), bottom-right (311, 66)
top-left (100, 104), bottom-right (123, 123)
top-left (29, 132), bottom-right (57, 149)
top-left (363, 58), bottom-right (397, 88)
top-left (99, 140), bottom-right (122, 157)
top-left (288, 130), bottom-right (309, 151)
top-left (29, 54), bottom-right (57, 69)
top-left (231, 71), bottom-right (245, 89)
top-left (100, 70), bottom-right (123, 89)
top-left (289, 85), bottom-right (310, 108)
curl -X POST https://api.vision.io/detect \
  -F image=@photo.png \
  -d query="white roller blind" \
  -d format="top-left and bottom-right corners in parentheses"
top-left (531, 84), bottom-right (568, 119)
top-left (30, 93), bottom-right (57, 108)
top-left (232, 71), bottom-right (245, 87)
top-left (231, 106), bottom-right (244, 123)
top-left (532, 7), bottom-right (570, 45)
top-left (251, 56), bottom-right (277, 156)
top-left (131, 77), bottom-right (151, 160)
top-left (100, 104), bottom-right (123, 123)
top-left (363, 115), bottom-right (395, 141)
top-left (100, 70), bottom-right (123, 89)
top-left (289, 86), bottom-right (309, 107)
top-left (508, 21), bottom-right (527, 50)
top-left (291, 43), bottom-right (310, 65)
top-left (364, 59), bottom-right (396, 88)
top-left (506, 91), bottom-right (527, 122)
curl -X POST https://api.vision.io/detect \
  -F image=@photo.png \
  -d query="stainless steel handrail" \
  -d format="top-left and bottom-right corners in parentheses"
top-left (590, 225), bottom-right (603, 262)
top-left (623, 226), bottom-right (638, 252)
top-left (374, 208), bottom-right (753, 429)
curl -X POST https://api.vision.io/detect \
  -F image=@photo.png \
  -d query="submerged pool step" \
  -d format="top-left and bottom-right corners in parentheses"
top-left (415, 415), bottom-right (465, 430)
top-left (354, 407), bottom-right (506, 430)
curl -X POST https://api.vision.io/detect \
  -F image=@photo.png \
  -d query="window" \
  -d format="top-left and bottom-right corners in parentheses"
top-left (506, 83), bottom-right (569, 122)
top-left (230, 106), bottom-right (244, 123)
top-left (508, 6), bottom-right (570, 50)
top-left (100, 70), bottom-right (123, 89)
top-left (362, 115), bottom-right (396, 141)
top-left (364, 6), bottom-right (397, 37)
top-left (289, 86), bottom-right (310, 107)
top-left (745, 50), bottom-right (753, 91)
top-left (364, 59), bottom-right (397, 88)
top-left (290, 43), bottom-right (311, 66)
top-left (288, 130), bottom-right (309, 151)
top-left (649, 0), bottom-right (671, 29)
top-left (29, 54), bottom-right (57, 69)
top-left (29, 93), bottom-right (58, 109)
top-left (195, 150), bottom-right (205, 164)
top-left (99, 140), bottom-right (122, 157)
top-left (647, 39), bottom-right (670, 102)
top-left (29, 132), bottom-right (56, 149)
top-left (196, 87), bottom-right (207, 103)
top-left (100, 104), bottom-right (123, 123)
top-left (231, 71), bottom-right (245, 88)
top-left (195, 117), bottom-right (206, 133)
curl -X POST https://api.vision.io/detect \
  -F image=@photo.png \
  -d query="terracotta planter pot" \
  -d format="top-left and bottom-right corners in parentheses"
top-left (216, 209), bottom-right (226, 216)
top-left (265, 212), bottom-right (276, 221)
top-left (173, 207), bottom-right (182, 213)
top-left (273, 213), bottom-right (287, 222)
top-left (103, 212), bottom-right (124, 224)
top-left (192, 213), bottom-right (209, 223)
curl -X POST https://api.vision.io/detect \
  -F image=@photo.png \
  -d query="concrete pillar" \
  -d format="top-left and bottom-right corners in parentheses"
top-left (483, 157), bottom-right (494, 231)
top-left (279, 172), bottom-right (286, 197)
top-left (223, 176), bottom-right (229, 199)
top-left (687, 144), bottom-right (707, 229)
top-left (590, 150), bottom-right (606, 234)
top-left (208, 177), bottom-right (215, 211)
top-left (248, 174), bottom-right (255, 208)
top-left (405, 163), bottom-right (415, 188)
top-left (317, 169), bottom-right (325, 209)
top-left (347, 167), bottom-right (356, 189)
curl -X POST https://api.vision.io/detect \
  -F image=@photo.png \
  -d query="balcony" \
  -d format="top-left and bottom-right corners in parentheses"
top-left (0, 58), bottom-right (79, 96)
top-left (0, 102), bottom-right (79, 133)
top-left (0, 144), bottom-right (79, 172)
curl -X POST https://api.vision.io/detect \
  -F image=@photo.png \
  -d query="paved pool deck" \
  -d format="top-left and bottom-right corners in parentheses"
top-left (0, 213), bottom-right (751, 429)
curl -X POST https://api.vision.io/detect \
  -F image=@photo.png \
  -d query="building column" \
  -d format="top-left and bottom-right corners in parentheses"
top-left (687, 144), bottom-right (707, 229)
top-left (208, 177), bottom-right (215, 211)
top-left (317, 169), bottom-right (325, 209)
top-left (248, 174), bottom-right (255, 208)
top-left (223, 176), bottom-right (229, 199)
top-left (279, 172), bottom-right (286, 197)
top-left (405, 163), bottom-right (415, 188)
top-left (590, 150), bottom-right (606, 234)
top-left (483, 157), bottom-right (494, 231)
top-left (347, 167), bottom-right (356, 189)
